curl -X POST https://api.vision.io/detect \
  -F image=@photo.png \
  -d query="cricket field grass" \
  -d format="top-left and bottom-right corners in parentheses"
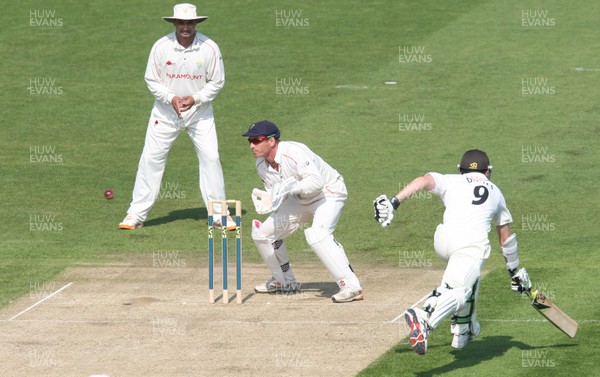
top-left (1, 1), bottom-right (598, 376)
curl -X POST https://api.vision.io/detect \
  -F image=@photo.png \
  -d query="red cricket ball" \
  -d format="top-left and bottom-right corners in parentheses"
top-left (104, 189), bottom-right (114, 200)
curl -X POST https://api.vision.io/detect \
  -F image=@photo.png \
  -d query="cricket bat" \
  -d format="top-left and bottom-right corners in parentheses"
top-left (528, 289), bottom-right (577, 338)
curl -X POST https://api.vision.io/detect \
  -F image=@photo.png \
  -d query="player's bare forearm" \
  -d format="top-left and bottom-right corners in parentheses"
top-left (394, 175), bottom-right (435, 203)
top-left (497, 223), bottom-right (512, 246)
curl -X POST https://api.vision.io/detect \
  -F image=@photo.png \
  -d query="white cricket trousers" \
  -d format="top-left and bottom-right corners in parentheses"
top-left (258, 178), bottom-right (347, 240)
top-left (127, 116), bottom-right (226, 222)
top-left (253, 178), bottom-right (362, 289)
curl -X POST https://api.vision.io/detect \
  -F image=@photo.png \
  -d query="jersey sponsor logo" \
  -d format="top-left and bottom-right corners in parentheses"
top-left (165, 73), bottom-right (203, 80)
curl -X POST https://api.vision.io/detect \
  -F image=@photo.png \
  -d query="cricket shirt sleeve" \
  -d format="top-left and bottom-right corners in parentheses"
top-left (426, 172), bottom-right (445, 197)
top-left (493, 194), bottom-right (513, 226)
top-left (192, 40), bottom-right (225, 105)
top-left (145, 38), bottom-right (175, 105)
top-left (291, 147), bottom-right (324, 196)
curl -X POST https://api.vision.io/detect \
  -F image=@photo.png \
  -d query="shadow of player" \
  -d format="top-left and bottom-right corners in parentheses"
top-left (143, 208), bottom-right (206, 227)
top-left (144, 207), bottom-right (248, 228)
top-left (290, 281), bottom-right (340, 297)
top-left (397, 335), bottom-right (576, 377)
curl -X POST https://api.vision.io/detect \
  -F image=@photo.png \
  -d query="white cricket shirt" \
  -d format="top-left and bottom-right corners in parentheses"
top-left (145, 31), bottom-right (225, 126)
top-left (256, 141), bottom-right (344, 204)
top-left (428, 172), bottom-right (512, 240)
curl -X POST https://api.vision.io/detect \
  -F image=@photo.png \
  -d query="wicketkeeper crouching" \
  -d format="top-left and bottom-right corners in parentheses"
top-left (244, 120), bottom-right (364, 303)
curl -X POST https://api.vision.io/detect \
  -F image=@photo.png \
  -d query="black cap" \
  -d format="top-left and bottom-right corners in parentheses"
top-left (459, 149), bottom-right (490, 172)
top-left (242, 120), bottom-right (280, 139)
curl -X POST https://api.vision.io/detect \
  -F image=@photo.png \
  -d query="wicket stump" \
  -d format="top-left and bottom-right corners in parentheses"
top-left (207, 200), bottom-right (242, 304)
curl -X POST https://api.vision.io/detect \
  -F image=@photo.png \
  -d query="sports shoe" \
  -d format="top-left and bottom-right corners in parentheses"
top-left (119, 215), bottom-right (143, 230)
top-left (405, 308), bottom-right (429, 355)
top-left (213, 215), bottom-right (237, 231)
top-left (254, 277), bottom-right (299, 293)
top-left (332, 287), bottom-right (364, 303)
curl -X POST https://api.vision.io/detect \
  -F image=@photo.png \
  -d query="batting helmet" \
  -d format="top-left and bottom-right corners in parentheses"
top-left (458, 149), bottom-right (491, 173)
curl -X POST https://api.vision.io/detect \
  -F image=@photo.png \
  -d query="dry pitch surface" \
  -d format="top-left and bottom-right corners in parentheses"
top-left (0, 260), bottom-right (442, 377)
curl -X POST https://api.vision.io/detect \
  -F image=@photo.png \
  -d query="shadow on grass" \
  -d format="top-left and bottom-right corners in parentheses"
top-left (395, 335), bottom-right (577, 376)
top-left (144, 208), bottom-right (206, 227)
top-left (144, 208), bottom-right (250, 228)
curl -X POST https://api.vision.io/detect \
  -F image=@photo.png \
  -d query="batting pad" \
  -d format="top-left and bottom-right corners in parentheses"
top-left (305, 227), bottom-right (360, 289)
top-left (427, 285), bottom-right (472, 329)
top-left (252, 220), bottom-right (286, 284)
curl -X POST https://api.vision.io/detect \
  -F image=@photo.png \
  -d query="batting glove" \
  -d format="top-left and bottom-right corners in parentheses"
top-left (373, 195), bottom-right (400, 228)
top-left (509, 267), bottom-right (531, 293)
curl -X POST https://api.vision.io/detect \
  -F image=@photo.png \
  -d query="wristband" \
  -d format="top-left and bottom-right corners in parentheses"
top-left (390, 196), bottom-right (401, 210)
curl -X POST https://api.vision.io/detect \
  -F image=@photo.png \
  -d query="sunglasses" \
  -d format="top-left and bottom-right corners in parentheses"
top-left (248, 134), bottom-right (277, 144)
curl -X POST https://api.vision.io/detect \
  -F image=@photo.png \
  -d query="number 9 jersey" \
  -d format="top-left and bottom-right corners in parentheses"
top-left (427, 172), bottom-right (512, 261)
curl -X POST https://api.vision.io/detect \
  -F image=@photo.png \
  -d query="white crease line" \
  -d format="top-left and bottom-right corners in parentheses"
top-left (0, 319), bottom-right (397, 325)
top-left (1, 319), bottom-right (137, 324)
top-left (8, 282), bottom-right (73, 321)
top-left (389, 292), bottom-right (431, 323)
top-left (334, 84), bottom-right (368, 89)
top-left (484, 318), bottom-right (597, 324)
top-left (572, 67), bottom-right (600, 72)
top-left (2, 318), bottom-right (596, 325)
top-left (213, 320), bottom-right (395, 325)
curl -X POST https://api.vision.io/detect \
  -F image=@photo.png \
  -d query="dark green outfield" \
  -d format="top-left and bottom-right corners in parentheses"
top-left (1, 1), bottom-right (598, 375)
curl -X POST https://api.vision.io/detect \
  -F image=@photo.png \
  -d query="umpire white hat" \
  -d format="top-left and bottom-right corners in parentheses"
top-left (163, 3), bottom-right (208, 23)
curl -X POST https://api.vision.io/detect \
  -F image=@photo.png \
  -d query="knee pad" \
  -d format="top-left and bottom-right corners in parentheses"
top-left (273, 239), bottom-right (283, 249)
top-left (251, 220), bottom-right (285, 283)
top-left (452, 279), bottom-right (480, 336)
top-left (426, 284), bottom-right (472, 329)
top-left (252, 219), bottom-right (269, 241)
top-left (304, 227), bottom-right (355, 285)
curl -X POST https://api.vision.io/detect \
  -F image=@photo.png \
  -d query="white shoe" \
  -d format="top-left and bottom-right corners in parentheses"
top-left (119, 214), bottom-right (143, 230)
top-left (254, 277), bottom-right (299, 293)
top-left (405, 308), bottom-right (429, 355)
top-left (332, 287), bottom-right (364, 303)
top-left (213, 215), bottom-right (237, 231)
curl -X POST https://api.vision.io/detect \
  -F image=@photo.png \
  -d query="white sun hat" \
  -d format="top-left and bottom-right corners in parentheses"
top-left (162, 3), bottom-right (208, 23)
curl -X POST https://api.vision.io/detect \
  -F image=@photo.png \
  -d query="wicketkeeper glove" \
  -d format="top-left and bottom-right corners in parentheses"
top-left (251, 188), bottom-right (273, 214)
top-left (373, 195), bottom-right (400, 228)
top-left (269, 177), bottom-right (301, 212)
top-left (508, 267), bottom-right (531, 293)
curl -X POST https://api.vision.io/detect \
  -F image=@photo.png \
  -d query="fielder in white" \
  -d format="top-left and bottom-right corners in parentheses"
top-left (120, 3), bottom-right (234, 230)
top-left (244, 120), bottom-right (363, 303)
top-left (374, 149), bottom-right (530, 354)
